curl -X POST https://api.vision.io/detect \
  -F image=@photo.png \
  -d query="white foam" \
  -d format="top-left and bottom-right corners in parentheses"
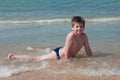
top-left (0, 19), bottom-right (70, 24)
top-left (0, 61), bottom-right (49, 78)
top-left (45, 48), bottom-right (51, 53)
top-left (87, 17), bottom-right (120, 23)
top-left (26, 46), bottom-right (34, 51)
top-left (49, 62), bottom-right (120, 76)
top-left (41, 61), bottom-right (50, 68)
top-left (0, 17), bottom-right (120, 24)
top-left (0, 66), bottom-right (30, 78)
top-left (0, 61), bottom-right (119, 78)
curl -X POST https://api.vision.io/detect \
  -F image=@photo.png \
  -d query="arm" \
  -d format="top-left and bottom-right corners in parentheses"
top-left (63, 33), bottom-right (73, 60)
top-left (84, 34), bottom-right (92, 57)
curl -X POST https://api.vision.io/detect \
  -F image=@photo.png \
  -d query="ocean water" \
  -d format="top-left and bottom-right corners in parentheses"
top-left (0, 0), bottom-right (120, 79)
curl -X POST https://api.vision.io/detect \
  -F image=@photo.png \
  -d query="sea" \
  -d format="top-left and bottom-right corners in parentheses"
top-left (0, 0), bottom-right (120, 79)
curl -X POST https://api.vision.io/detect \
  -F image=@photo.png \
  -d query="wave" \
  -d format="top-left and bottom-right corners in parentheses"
top-left (0, 66), bottom-right (30, 78)
top-left (0, 17), bottom-right (120, 24)
top-left (0, 64), bottom-right (120, 78)
top-left (0, 61), bottom-right (49, 78)
top-left (0, 19), bottom-right (70, 24)
top-left (87, 17), bottom-right (120, 22)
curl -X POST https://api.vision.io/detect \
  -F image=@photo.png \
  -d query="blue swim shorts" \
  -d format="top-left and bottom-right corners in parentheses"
top-left (53, 47), bottom-right (62, 60)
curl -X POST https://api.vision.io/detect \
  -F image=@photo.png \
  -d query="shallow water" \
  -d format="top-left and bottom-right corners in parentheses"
top-left (0, 0), bottom-right (120, 78)
top-left (0, 20), bottom-right (120, 78)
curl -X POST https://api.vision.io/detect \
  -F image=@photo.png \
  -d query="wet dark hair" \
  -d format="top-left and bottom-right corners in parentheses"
top-left (71, 16), bottom-right (85, 28)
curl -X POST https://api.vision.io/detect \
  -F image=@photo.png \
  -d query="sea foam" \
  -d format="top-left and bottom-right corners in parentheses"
top-left (0, 61), bottom-right (49, 78)
top-left (0, 17), bottom-right (120, 24)
top-left (0, 66), bottom-right (30, 78)
top-left (87, 17), bottom-right (120, 22)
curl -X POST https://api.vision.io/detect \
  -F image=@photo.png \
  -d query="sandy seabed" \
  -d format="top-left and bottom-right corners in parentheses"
top-left (0, 70), bottom-right (120, 80)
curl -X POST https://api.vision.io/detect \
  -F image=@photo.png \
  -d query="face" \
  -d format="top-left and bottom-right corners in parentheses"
top-left (72, 22), bottom-right (84, 36)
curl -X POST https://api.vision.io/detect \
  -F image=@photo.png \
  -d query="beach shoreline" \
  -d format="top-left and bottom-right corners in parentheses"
top-left (0, 0), bottom-right (120, 79)
top-left (0, 70), bottom-right (120, 80)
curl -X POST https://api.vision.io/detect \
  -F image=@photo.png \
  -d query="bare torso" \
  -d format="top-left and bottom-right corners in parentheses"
top-left (59, 32), bottom-right (85, 58)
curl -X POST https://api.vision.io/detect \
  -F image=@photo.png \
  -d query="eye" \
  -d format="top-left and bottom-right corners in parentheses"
top-left (76, 26), bottom-right (78, 28)
top-left (80, 26), bottom-right (83, 28)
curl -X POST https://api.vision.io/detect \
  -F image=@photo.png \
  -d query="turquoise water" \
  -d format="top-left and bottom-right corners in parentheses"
top-left (0, 0), bottom-right (120, 78)
top-left (0, 0), bottom-right (120, 21)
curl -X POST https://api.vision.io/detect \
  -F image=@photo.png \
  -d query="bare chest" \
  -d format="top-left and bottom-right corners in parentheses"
top-left (73, 36), bottom-right (84, 48)
top-left (70, 36), bottom-right (84, 56)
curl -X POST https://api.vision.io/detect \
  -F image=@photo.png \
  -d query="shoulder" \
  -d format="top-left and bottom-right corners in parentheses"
top-left (68, 32), bottom-right (74, 36)
top-left (66, 32), bottom-right (75, 39)
top-left (82, 33), bottom-right (88, 40)
top-left (81, 33), bottom-right (86, 36)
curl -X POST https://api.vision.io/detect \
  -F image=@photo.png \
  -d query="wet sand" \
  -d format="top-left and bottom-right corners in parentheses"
top-left (0, 70), bottom-right (120, 80)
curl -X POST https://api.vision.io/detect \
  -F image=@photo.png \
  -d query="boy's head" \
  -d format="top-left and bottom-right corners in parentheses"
top-left (71, 16), bottom-right (85, 29)
top-left (71, 16), bottom-right (85, 35)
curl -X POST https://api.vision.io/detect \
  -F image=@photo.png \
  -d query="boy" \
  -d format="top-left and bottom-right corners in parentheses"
top-left (7, 16), bottom-right (92, 61)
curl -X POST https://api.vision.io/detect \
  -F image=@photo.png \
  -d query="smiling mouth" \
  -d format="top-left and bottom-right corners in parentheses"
top-left (77, 30), bottom-right (81, 32)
